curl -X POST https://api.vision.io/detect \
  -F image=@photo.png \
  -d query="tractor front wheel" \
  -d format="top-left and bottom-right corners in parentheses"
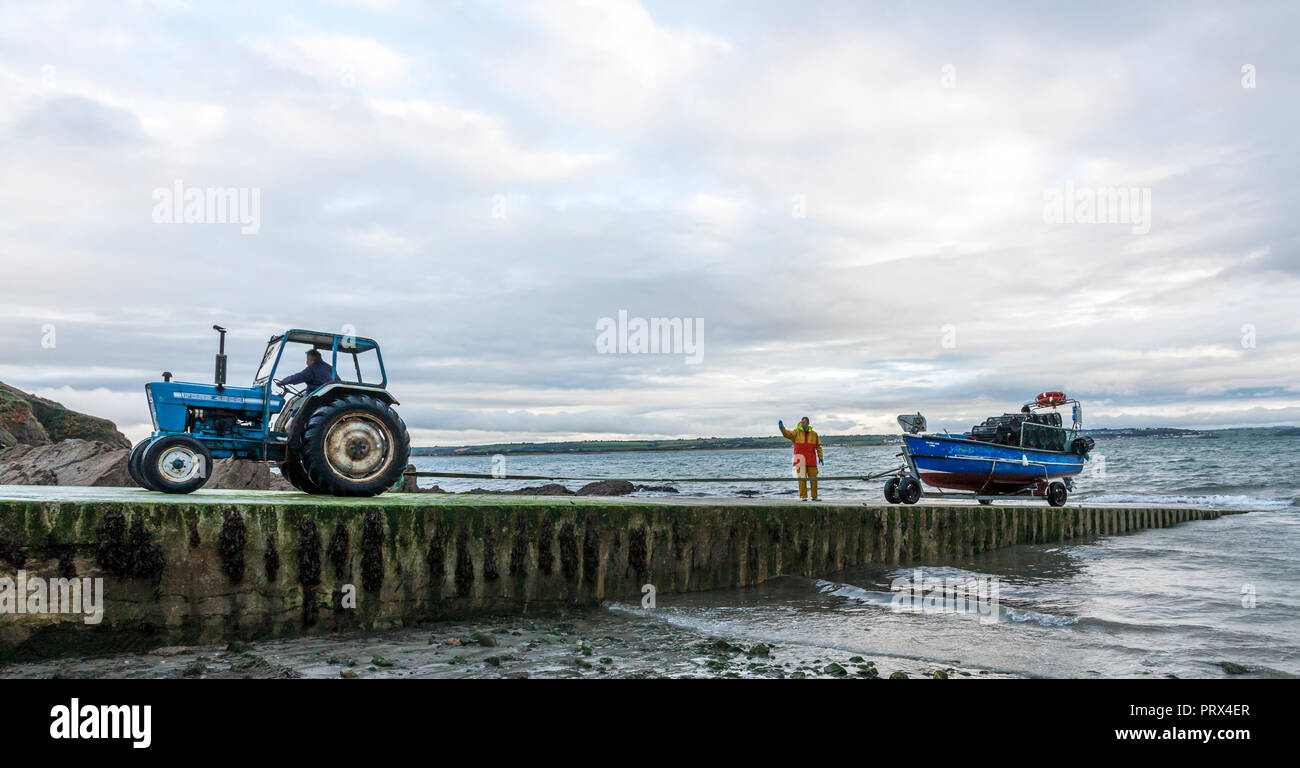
top-left (298, 395), bottom-right (410, 496)
top-left (128, 439), bottom-right (157, 490)
top-left (141, 435), bottom-right (213, 494)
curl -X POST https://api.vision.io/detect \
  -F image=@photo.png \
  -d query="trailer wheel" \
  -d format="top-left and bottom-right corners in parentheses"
top-left (299, 394), bottom-right (410, 496)
top-left (884, 477), bottom-right (901, 504)
top-left (128, 439), bottom-right (157, 490)
top-left (1047, 481), bottom-right (1068, 507)
top-left (141, 435), bottom-right (212, 494)
top-left (900, 477), bottom-right (922, 504)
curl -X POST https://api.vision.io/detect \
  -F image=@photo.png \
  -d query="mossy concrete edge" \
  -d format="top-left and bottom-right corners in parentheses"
top-left (0, 496), bottom-right (1229, 661)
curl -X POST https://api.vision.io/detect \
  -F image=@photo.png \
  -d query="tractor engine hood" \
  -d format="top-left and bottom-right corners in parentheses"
top-left (146, 381), bottom-right (284, 432)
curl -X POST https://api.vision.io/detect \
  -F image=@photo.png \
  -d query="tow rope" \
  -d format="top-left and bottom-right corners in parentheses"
top-left (404, 470), bottom-right (902, 484)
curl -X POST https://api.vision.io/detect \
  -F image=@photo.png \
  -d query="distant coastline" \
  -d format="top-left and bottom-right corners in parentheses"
top-left (412, 434), bottom-right (897, 457)
top-left (413, 426), bottom-right (1299, 456)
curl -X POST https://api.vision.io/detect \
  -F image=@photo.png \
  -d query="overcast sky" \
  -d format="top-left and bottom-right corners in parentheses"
top-left (1, 0), bottom-right (1297, 446)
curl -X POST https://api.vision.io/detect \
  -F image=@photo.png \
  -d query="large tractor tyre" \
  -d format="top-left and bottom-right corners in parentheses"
top-left (141, 435), bottom-right (213, 494)
top-left (278, 455), bottom-right (326, 494)
top-left (279, 400), bottom-right (324, 494)
top-left (128, 439), bottom-right (157, 490)
top-left (298, 395), bottom-right (410, 497)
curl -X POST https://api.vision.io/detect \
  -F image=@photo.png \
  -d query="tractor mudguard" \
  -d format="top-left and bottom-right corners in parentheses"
top-left (305, 382), bottom-right (399, 407)
top-left (282, 384), bottom-right (398, 458)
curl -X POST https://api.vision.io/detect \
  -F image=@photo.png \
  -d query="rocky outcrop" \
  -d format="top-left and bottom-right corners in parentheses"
top-left (0, 440), bottom-right (293, 490)
top-left (208, 458), bottom-right (294, 491)
top-left (0, 440), bottom-right (130, 486)
top-left (462, 483), bottom-right (574, 496)
top-left (0, 382), bottom-right (130, 449)
top-left (399, 466), bottom-right (419, 492)
top-left (576, 479), bottom-right (636, 496)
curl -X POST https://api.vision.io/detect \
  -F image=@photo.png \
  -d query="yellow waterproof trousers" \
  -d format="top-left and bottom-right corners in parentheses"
top-left (797, 465), bottom-right (819, 499)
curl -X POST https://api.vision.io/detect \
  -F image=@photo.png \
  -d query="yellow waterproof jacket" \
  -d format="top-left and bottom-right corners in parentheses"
top-left (780, 424), bottom-right (823, 465)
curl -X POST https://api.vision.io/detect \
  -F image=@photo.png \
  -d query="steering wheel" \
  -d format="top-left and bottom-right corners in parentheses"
top-left (275, 380), bottom-right (305, 397)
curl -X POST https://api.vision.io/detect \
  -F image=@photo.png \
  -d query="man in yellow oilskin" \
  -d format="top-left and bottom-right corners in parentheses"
top-left (779, 416), bottom-right (824, 501)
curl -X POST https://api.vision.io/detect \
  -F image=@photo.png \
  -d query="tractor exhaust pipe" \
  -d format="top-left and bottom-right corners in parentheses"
top-left (213, 325), bottom-right (228, 389)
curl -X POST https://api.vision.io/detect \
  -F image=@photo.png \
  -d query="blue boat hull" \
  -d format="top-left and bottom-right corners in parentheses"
top-left (902, 434), bottom-right (1083, 494)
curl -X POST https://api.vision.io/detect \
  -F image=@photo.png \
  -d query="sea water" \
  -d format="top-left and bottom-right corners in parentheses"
top-left (8, 436), bottom-right (1294, 678)
top-left (409, 436), bottom-right (1299, 677)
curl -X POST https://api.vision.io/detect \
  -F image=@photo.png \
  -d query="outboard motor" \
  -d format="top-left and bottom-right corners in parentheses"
top-left (897, 413), bottom-right (926, 434)
top-left (213, 325), bottom-right (228, 390)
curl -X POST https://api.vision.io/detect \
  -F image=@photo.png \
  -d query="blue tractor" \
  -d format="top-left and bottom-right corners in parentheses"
top-left (128, 326), bottom-right (410, 496)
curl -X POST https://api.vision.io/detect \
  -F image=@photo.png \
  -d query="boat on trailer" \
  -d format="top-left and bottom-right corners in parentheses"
top-left (882, 393), bottom-right (1094, 507)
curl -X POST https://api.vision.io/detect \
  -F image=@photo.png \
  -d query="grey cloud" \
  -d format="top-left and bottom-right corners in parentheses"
top-left (11, 95), bottom-right (148, 146)
top-left (0, 0), bottom-right (1297, 446)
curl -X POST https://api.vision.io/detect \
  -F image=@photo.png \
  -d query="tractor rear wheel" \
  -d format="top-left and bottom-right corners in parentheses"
top-left (278, 455), bottom-right (325, 494)
top-left (298, 395), bottom-right (410, 496)
top-left (142, 435), bottom-right (212, 494)
top-left (128, 439), bottom-right (157, 490)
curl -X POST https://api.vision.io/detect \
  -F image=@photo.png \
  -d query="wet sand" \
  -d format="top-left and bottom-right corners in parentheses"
top-left (0, 607), bottom-right (1016, 680)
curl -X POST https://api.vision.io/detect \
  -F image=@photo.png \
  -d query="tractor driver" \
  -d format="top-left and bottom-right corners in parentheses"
top-left (275, 349), bottom-right (335, 391)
